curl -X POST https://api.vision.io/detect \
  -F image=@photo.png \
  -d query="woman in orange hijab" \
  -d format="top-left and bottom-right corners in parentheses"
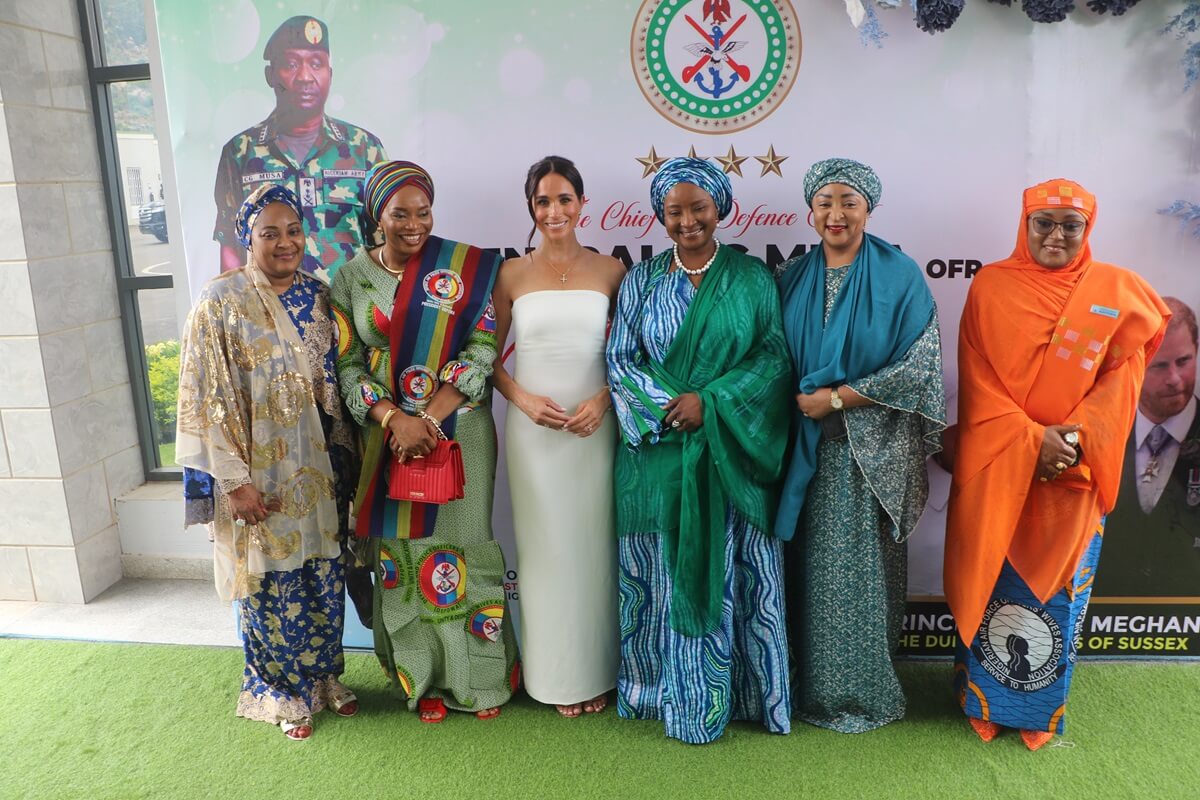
top-left (944, 179), bottom-right (1169, 750)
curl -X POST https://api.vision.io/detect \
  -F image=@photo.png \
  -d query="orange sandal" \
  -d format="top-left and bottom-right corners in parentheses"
top-left (418, 697), bottom-right (447, 724)
top-left (968, 717), bottom-right (1001, 743)
top-left (1020, 729), bottom-right (1054, 751)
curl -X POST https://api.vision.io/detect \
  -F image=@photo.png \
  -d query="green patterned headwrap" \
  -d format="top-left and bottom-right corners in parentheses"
top-left (803, 158), bottom-right (882, 211)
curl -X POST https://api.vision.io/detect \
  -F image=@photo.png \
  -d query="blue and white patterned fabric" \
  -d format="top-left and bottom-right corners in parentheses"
top-left (236, 555), bottom-right (349, 724)
top-left (955, 525), bottom-right (1104, 734)
top-left (606, 265), bottom-right (695, 445)
top-left (618, 512), bottom-right (791, 744)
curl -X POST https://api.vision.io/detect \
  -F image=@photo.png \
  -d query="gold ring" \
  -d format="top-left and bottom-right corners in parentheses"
top-left (1055, 462), bottom-right (1067, 471)
top-left (1039, 477), bottom-right (1048, 482)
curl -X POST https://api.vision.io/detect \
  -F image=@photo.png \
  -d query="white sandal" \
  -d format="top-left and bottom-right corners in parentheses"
top-left (280, 716), bottom-right (314, 740)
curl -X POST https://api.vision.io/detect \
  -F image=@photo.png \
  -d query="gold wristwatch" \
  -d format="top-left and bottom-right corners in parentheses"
top-left (829, 388), bottom-right (845, 411)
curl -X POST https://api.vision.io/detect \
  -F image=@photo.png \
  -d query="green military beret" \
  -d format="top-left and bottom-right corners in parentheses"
top-left (263, 16), bottom-right (329, 60)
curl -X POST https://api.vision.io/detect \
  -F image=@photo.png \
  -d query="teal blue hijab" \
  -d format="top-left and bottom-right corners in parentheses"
top-left (774, 232), bottom-right (934, 540)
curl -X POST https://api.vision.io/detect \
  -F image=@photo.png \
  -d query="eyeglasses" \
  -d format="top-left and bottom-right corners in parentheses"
top-left (1029, 216), bottom-right (1086, 238)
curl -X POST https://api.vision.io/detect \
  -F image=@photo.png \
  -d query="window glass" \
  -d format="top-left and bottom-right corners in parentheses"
top-left (138, 288), bottom-right (181, 469)
top-left (96, 0), bottom-right (149, 66)
top-left (110, 81), bottom-right (171, 275)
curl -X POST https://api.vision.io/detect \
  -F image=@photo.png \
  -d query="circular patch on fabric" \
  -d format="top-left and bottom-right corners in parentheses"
top-left (333, 305), bottom-right (353, 358)
top-left (395, 666), bottom-right (414, 699)
top-left (419, 549), bottom-right (466, 608)
top-left (467, 604), bottom-right (505, 643)
top-left (630, 0), bottom-right (802, 134)
top-left (977, 600), bottom-right (1063, 692)
top-left (423, 269), bottom-right (464, 305)
top-left (398, 365), bottom-right (437, 405)
top-left (379, 545), bottom-right (398, 590)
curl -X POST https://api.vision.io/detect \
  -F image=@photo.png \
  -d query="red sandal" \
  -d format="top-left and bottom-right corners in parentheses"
top-left (418, 697), bottom-right (447, 724)
top-left (475, 706), bottom-right (501, 720)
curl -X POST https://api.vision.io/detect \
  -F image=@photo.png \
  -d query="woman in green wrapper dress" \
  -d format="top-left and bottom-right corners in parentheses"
top-left (606, 157), bottom-right (793, 745)
top-left (776, 158), bottom-right (945, 733)
top-left (330, 161), bottom-right (516, 723)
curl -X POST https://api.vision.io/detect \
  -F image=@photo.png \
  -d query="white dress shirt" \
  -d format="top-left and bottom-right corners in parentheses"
top-left (1134, 395), bottom-right (1198, 514)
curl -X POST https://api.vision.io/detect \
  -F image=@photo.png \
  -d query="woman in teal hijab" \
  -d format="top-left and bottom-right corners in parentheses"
top-left (777, 158), bottom-right (945, 733)
top-left (606, 157), bottom-right (793, 744)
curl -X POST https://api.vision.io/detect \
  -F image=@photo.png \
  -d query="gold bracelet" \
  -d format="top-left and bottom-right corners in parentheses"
top-left (417, 410), bottom-right (448, 440)
top-left (380, 407), bottom-right (400, 430)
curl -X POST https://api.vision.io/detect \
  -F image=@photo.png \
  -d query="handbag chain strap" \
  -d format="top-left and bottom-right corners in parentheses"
top-left (417, 410), bottom-right (449, 441)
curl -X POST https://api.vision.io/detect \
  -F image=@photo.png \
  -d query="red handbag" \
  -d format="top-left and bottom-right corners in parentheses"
top-left (387, 438), bottom-right (466, 504)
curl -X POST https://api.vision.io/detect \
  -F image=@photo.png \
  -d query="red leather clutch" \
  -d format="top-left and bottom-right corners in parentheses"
top-left (386, 439), bottom-right (465, 504)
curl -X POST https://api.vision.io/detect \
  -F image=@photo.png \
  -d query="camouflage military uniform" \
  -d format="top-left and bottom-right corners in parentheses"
top-left (213, 113), bottom-right (386, 281)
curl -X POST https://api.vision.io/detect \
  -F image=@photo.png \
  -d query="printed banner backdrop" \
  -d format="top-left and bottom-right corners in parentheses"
top-left (150, 0), bottom-right (1200, 657)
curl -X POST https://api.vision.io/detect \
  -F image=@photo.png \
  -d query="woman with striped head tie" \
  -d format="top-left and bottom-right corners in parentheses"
top-left (776, 157), bottom-right (946, 735)
top-left (944, 178), bottom-right (1169, 749)
top-left (329, 160), bottom-right (517, 723)
top-left (605, 156), bottom-right (793, 744)
top-left (176, 184), bottom-right (359, 740)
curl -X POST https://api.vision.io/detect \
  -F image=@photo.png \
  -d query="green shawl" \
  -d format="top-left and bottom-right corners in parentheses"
top-left (613, 247), bottom-right (792, 636)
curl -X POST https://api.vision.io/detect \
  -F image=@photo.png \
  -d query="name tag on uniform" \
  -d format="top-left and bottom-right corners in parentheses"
top-left (242, 171), bottom-right (284, 184)
top-left (1090, 304), bottom-right (1120, 318)
top-left (324, 169), bottom-right (367, 179)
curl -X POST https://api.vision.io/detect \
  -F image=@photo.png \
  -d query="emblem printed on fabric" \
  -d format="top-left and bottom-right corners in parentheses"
top-left (398, 365), bottom-right (438, 407)
top-left (323, 169), bottom-right (367, 180)
top-left (379, 545), bottom-right (399, 590)
top-left (631, 0), bottom-right (802, 134)
top-left (466, 603), bottom-right (505, 643)
top-left (299, 177), bottom-right (317, 207)
top-left (304, 19), bottom-right (323, 45)
top-left (422, 269), bottom-right (465, 315)
top-left (419, 548), bottom-right (467, 608)
top-left (976, 600), bottom-right (1064, 692)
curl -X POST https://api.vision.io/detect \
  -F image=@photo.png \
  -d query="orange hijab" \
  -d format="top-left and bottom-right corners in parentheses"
top-left (945, 179), bottom-right (1169, 643)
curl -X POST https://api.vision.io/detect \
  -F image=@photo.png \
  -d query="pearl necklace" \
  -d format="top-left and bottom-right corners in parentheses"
top-left (673, 240), bottom-right (720, 276)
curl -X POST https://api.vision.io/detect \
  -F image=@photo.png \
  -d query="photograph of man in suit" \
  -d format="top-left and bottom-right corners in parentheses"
top-left (1097, 296), bottom-right (1199, 597)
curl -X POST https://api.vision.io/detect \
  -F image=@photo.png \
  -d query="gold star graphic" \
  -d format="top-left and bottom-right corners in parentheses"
top-left (755, 145), bottom-right (788, 177)
top-left (687, 145), bottom-right (705, 161)
top-left (636, 146), bottom-right (668, 179)
top-left (714, 145), bottom-right (749, 177)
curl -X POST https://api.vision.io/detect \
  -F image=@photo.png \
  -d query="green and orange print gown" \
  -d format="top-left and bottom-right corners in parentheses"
top-left (330, 237), bottom-right (517, 712)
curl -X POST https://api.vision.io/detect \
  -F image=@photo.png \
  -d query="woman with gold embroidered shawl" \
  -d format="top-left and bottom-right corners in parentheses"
top-left (176, 185), bottom-right (359, 740)
top-left (606, 157), bottom-right (793, 744)
top-left (776, 158), bottom-right (945, 734)
top-left (945, 179), bottom-right (1169, 750)
top-left (330, 161), bottom-right (516, 723)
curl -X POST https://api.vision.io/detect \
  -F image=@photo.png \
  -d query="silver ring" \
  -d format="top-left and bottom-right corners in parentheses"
top-left (671, 420), bottom-right (680, 429)
top-left (234, 518), bottom-right (247, 527)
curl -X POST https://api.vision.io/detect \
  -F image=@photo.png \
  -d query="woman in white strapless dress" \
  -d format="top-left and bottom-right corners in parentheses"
top-left (492, 156), bottom-right (626, 717)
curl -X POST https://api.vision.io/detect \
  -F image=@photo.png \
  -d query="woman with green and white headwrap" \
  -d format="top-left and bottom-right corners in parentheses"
top-left (776, 158), bottom-right (946, 733)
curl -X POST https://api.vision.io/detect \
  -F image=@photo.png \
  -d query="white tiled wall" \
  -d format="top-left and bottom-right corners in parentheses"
top-left (0, 3), bottom-right (143, 602)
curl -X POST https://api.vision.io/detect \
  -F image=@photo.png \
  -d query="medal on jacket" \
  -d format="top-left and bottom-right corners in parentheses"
top-left (1141, 459), bottom-right (1160, 483)
top-left (1188, 468), bottom-right (1200, 507)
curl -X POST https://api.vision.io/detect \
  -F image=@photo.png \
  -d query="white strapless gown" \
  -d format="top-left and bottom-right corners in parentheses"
top-left (506, 290), bottom-right (619, 704)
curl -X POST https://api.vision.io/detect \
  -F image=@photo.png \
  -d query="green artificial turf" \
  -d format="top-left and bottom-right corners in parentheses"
top-left (1, 639), bottom-right (1196, 800)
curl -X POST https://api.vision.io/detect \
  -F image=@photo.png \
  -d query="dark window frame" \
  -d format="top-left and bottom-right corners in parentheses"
top-left (76, 0), bottom-right (179, 480)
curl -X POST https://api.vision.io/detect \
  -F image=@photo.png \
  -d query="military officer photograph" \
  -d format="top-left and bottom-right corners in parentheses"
top-left (1097, 296), bottom-right (1200, 598)
top-left (212, 15), bottom-right (387, 282)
